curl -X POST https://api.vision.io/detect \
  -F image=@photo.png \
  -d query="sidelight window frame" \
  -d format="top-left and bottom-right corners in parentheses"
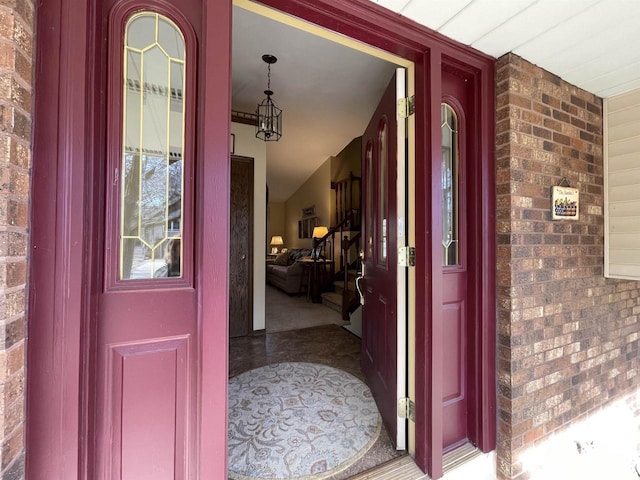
top-left (104, 2), bottom-right (197, 291)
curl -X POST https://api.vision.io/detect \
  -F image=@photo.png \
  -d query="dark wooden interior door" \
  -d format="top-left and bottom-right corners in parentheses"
top-left (94, 2), bottom-right (201, 478)
top-left (441, 68), bottom-right (472, 452)
top-left (229, 156), bottom-right (254, 338)
top-left (361, 72), bottom-right (400, 445)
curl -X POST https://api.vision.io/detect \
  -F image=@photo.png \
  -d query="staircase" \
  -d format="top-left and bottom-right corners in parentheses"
top-left (312, 171), bottom-right (362, 322)
top-left (321, 268), bottom-right (359, 318)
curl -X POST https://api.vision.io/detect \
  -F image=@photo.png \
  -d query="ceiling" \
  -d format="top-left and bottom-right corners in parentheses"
top-left (232, 0), bottom-right (640, 203)
top-left (376, 0), bottom-right (640, 97)
top-left (232, 6), bottom-right (397, 202)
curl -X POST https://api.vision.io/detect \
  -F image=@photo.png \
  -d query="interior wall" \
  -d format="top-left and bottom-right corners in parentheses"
top-left (332, 137), bottom-right (361, 180)
top-left (284, 157), bottom-right (332, 249)
top-left (231, 122), bottom-right (266, 331)
top-left (267, 201), bottom-right (285, 252)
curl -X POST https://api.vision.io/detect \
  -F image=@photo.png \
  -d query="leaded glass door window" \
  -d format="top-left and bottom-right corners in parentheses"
top-left (120, 12), bottom-right (186, 280)
top-left (442, 103), bottom-right (459, 267)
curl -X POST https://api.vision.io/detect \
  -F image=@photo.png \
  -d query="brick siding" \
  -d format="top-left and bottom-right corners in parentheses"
top-left (0, 1), bottom-right (33, 478)
top-left (496, 53), bottom-right (640, 479)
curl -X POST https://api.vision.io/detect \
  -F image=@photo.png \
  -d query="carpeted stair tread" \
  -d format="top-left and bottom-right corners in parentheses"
top-left (321, 291), bottom-right (343, 313)
top-left (333, 280), bottom-right (356, 292)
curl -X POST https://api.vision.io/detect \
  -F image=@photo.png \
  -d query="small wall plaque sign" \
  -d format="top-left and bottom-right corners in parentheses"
top-left (551, 185), bottom-right (579, 220)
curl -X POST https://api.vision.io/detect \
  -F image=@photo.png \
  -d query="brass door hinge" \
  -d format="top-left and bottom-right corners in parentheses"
top-left (398, 95), bottom-right (415, 118)
top-left (398, 246), bottom-right (415, 267)
top-left (398, 397), bottom-right (416, 422)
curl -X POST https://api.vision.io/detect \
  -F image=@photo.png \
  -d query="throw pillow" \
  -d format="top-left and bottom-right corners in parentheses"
top-left (274, 251), bottom-right (290, 266)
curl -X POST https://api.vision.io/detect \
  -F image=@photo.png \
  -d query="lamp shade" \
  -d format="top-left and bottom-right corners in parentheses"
top-left (270, 235), bottom-right (284, 246)
top-left (312, 226), bottom-right (329, 239)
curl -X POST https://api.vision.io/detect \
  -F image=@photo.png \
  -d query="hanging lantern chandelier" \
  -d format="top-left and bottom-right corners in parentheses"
top-left (256, 54), bottom-right (282, 142)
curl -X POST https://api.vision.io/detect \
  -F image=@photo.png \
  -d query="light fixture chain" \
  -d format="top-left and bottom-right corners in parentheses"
top-left (267, 63), bottom-right (271, 91)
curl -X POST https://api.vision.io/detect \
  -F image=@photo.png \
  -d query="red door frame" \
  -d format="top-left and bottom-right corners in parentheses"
top-left (257, 2), bottom-right (496, 477)
top-left (26, 0), bottom-right (493, 479)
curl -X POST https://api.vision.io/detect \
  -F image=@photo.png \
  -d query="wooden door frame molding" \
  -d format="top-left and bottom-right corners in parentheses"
top-left (26, 0), bottom-right (492, 479)
top-left (27, 0), bottom-right (98, 477)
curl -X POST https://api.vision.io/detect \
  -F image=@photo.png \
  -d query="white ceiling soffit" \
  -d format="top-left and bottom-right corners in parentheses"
top-left (372, 0), bottom-right (640, 98)
top-left (232, 6), bottom-right (397, 203)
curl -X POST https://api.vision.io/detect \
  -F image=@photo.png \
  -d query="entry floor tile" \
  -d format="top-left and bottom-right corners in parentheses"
top-left (229, 324), bottom-right (405, 479)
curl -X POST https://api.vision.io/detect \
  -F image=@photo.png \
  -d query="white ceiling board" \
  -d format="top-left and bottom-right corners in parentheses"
top-left (369, 0), bottom-right (412, 12)
top-left (400, 0), bottom-right (474, 30)
top-left (369, 0), bottom-right (640, 97)
top-left (600, 79), bottom-right (640, 99)
top-left (580, 63), bottom-right (640, 97)
top-left (513, 2), bottom-right (615, 63)
top-left (548, 20), bottom-right (640, 78)
top-left (438, 0), bottom-right (534, 45)
top-left (470, 0), bottom-right (599, 57)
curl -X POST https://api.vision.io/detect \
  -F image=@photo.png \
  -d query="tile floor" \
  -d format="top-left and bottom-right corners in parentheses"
top-left (228, 324), bottom-right (405, 478)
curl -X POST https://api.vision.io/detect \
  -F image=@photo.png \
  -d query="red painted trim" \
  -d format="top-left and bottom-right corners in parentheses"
top-left (428, 46), bottom-right (445, 479)
top-left (198, 0), bottom-right (232, 477)
top-left (412, 54), bottom-right (429, 474)
top-left (26, 0), bottom-right (94, 477)
top-left (479, 60), bottom-right (497, 453)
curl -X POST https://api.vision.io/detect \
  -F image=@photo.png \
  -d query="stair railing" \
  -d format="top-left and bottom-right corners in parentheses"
top-left (333, 171), bottom-right (362, 231)
top-left (311, 212), bottom-right (355, 303)
top-left (311, 211), bottom-right (362, 319)
top-left (340, 231), bottom-right (361, 320)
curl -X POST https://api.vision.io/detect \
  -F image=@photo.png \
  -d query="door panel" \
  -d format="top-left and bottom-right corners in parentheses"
top-left (442, 300), bottom-right (466, 448)
top-left (95, 2), bottom-right (200, 478)
top-left (441, 68), bottom-right (471, 452)
top-left (117, 338), bottom-right (188, 479)
top-left (362, 72), bottom-right (400, 445)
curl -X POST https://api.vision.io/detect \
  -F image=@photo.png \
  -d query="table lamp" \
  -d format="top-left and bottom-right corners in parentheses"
top-left (311, 226), bottom-right (329, 259)
top-left (270, 235), bottom-right (284, 254)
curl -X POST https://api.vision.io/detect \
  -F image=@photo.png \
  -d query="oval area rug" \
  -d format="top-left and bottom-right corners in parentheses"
top-left (228, 362), bottom-right (381, 480)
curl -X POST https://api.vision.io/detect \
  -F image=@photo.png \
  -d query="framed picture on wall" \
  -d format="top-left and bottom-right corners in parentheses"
top-left (298, 217), bottom-right (318, 239)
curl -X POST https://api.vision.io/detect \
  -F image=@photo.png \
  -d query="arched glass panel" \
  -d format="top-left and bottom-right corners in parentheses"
top-left (120, 12), bottom-right (185, 280)
top-left (442, 103), bottom-right (459, 266)
top-left (365, 141), bottom-right (374, 260)
top-left (378, 120), bottom-right (388, 265)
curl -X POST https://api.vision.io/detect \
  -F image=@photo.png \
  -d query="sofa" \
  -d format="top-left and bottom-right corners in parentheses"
top-left (266, 248), bottom-right (312, 294)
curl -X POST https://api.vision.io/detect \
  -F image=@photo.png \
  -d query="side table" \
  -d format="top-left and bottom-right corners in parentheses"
top-left (295, 258), bottom-right (332, 302)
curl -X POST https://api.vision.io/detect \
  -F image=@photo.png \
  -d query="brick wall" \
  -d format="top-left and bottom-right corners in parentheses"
top-left (496, 53), bottom-right (640, 479)
top-left (0, 1), bottom-right (33, 478)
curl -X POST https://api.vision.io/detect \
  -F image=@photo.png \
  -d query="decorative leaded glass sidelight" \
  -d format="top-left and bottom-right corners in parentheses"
top-left (441, 103), bottom-right (459, 266)
top-left (365, 142), bottom-right (374, 260)
top-left (120, 12), bottom-right (185, 280)
top-left (378, 120), bottom-right (388, 265)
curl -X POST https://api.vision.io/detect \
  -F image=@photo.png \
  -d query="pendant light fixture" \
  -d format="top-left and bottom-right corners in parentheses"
top-left (256, 54), bottom-right (282, 142)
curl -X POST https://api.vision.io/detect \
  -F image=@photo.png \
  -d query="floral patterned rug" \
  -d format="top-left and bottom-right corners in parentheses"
top-left (228, 362), bottom-right (381, 479)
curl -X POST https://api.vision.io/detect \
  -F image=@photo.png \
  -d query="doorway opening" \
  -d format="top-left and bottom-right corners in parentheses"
top-left (227, 0), bottom-right (416, 477)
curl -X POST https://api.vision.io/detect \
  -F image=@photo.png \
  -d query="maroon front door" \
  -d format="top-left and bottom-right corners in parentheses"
top-left (94, 2), bottom-right (201, 478)
top-left (361, 72), bottom-right (400, 445)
